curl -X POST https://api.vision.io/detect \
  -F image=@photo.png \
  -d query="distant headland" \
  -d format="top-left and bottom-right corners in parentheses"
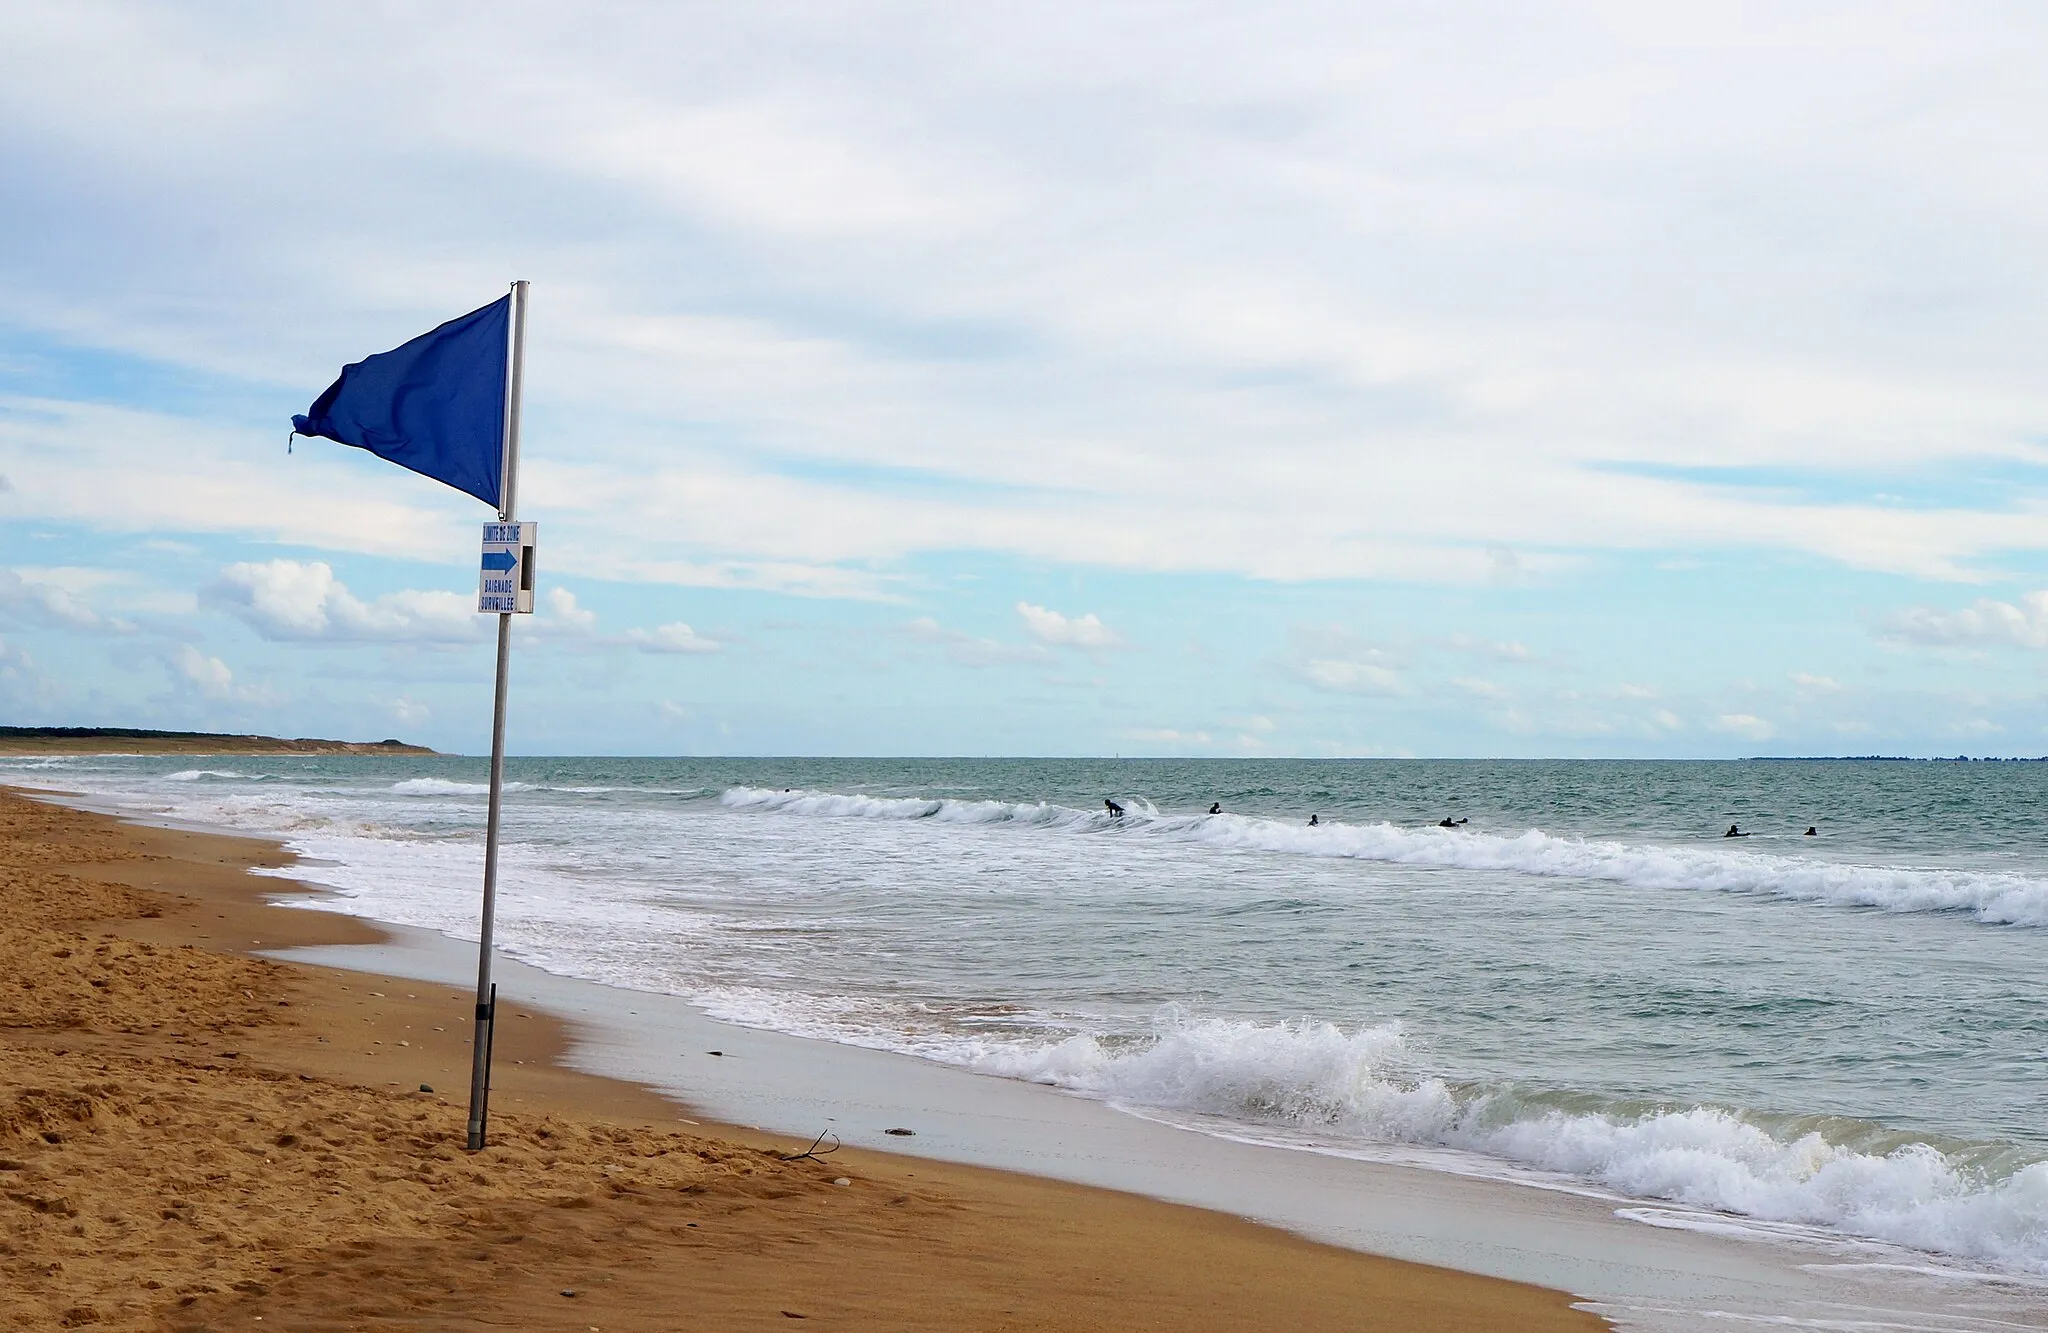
top-left (0, 727), bottom-right (435, 756)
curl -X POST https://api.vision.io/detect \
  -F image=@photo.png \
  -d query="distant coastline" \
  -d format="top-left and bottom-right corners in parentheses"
top-left (0, 727), bottom-right (434, 756)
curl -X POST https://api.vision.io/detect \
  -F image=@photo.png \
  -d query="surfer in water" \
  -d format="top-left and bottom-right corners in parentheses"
top-left (1438, 817), bottom-right (1467, 828)
top-left (1105, 799), bottom-right (1124, 819)
top-left (1308, 813), bottom-right (1320, 827)
top-left (1805, 826), bottom-right (1817, 836)
top-left (1724, 824), bottom-right (1749, 838)
top-left (1208, 802), bottom-right (1222, 815)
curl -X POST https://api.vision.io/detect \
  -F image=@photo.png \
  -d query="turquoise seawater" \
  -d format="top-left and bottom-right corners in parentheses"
top-left (14, 754), bottom-right (2048, 1272)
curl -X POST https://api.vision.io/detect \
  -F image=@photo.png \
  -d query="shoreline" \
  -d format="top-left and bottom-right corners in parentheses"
top-left (271, 908), bottom-right (2048, 1333)
top-left (15, 777), bottom-right (2048, 1332)
top-left (0, 784), bottom-right (1608, 1331)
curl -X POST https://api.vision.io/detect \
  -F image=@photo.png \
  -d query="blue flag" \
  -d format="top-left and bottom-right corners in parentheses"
top-left (291, 296), bottom-right (510, 509)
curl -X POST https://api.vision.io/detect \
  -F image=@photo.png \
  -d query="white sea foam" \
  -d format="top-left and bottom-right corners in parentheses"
top-left (950, 1014), bottom-right (2048, 1274)
top-left (389, 777), bottom-right (532, 795)
top-left (531, 785), bottom-right (704, 796)
top-left (674, 980), bottom-right (2048, 1273)
top-left (723, 786), bottom-right (2048, 926)
top-left (722, 786), bottom-right (1099, 828)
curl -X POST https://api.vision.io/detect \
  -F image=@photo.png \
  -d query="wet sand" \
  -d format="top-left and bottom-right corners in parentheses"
top-left (0, 785), bottom-right (1604, 1331)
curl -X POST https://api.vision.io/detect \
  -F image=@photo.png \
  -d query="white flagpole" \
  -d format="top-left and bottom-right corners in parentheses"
top-left (466, 279), bottom-right (527, 1151)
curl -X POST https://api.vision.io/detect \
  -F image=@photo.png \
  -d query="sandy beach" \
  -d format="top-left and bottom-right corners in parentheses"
top-left (0, 785), bottom-right (1604, 1331)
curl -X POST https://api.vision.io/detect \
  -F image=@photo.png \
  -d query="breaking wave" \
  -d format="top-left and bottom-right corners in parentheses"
top-left (390, 777), bottom-right (534, 796)
top-left (722, 787), bottom-right (2048, 926)
top-left (962, 1013), bottom-right (2048, 1273)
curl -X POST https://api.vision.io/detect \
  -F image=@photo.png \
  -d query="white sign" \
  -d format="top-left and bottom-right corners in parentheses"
top-left (478, 521), bottom-right (536, 614)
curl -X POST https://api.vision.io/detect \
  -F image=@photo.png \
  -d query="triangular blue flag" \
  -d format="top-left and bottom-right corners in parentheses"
top-left (291, 296), bottom-right (510, 508)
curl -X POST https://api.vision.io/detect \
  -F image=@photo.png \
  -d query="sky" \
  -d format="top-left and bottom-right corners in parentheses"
top-left (4, 1), bottom-right (2048, 758)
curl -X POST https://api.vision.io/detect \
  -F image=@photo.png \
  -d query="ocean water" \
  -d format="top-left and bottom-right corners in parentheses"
top-left (15, 753), bottom-right (2048, 1278)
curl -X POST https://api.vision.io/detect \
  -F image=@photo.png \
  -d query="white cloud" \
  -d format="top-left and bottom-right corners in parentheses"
top-left (13, 566), bottom-right (123, 596)
top-left (546, 586), bottom-right (599, 632)
top-left (1713, 713), bottom-right (1776, 742)
top-left (205, 560), bottom-right (482, 644)
top-left (1, 397), bottom-right (477, 563)
top-left (902, 616), bottom-right (1045, 667)
top-left (1016, 602), bottom-right (1118, 648)
top-left (6, 8), bottom-right (2048, 595)
top-left (1791, 672), bottom-right (1843, 692)
top-left (1451, 676), bottom-right (1506, 699)
top-left (521, 586), bottom-right (721, 653)
top-left (0, 568), bottom-right (136, 633)
top-left (619, 622), bottom-right (721, 654)
top-left (0, 634), bottom-right (33, 679)
top-left (14, 566), bottom-right (199, 619)
top-left (1444, 635), bottom-right (1533, 663)
top-left (1124, 728), bottom-right (1212, 746)
top-left (0, 634), bottom-right (49, 712)
top-left (175, 643), bottom-right (234, 698)
top-left (590, 552), bottom-right (895, 601)
top-left (387, 696), bottom-right (430, 725)
top-left (1303, 658), bottom-right (1402, 694)
top-left (1653, 709), bottom-right (1684, 731)
top-left (1882, 593), bottom-right (2048, 650)
top-left (1292, 627), bottom-right (1405, 696)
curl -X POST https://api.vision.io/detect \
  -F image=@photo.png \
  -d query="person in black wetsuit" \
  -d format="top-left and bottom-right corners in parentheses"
top-left (1724, 824), bottom-right (1748, 838)
top-left (1804, 826), bottom-right (1817, 836)
top-left (1308, 814), bottom-right (1320, 827)
top-left (1105, 799), bottom-right (1124, 818)
top-left (1209, 803), bottom-right (1222, 815)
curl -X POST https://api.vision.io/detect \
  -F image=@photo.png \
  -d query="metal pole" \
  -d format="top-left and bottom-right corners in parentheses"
top-left (466, 280), bottom-right (527, 1151)
top-left (500, 282), bottom-right (527, 519)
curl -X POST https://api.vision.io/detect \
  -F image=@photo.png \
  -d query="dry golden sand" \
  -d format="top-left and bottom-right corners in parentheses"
top-left (0, 786), bottom-right (1607, 1331)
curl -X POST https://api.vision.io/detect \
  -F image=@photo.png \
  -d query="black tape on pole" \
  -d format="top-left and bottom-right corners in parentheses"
top-left (480, 983), bottom-right (498, 1133)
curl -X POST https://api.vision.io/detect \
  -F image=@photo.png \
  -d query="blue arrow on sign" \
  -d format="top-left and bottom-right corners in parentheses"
top-left (480, 550), bottom-right (518, 572)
